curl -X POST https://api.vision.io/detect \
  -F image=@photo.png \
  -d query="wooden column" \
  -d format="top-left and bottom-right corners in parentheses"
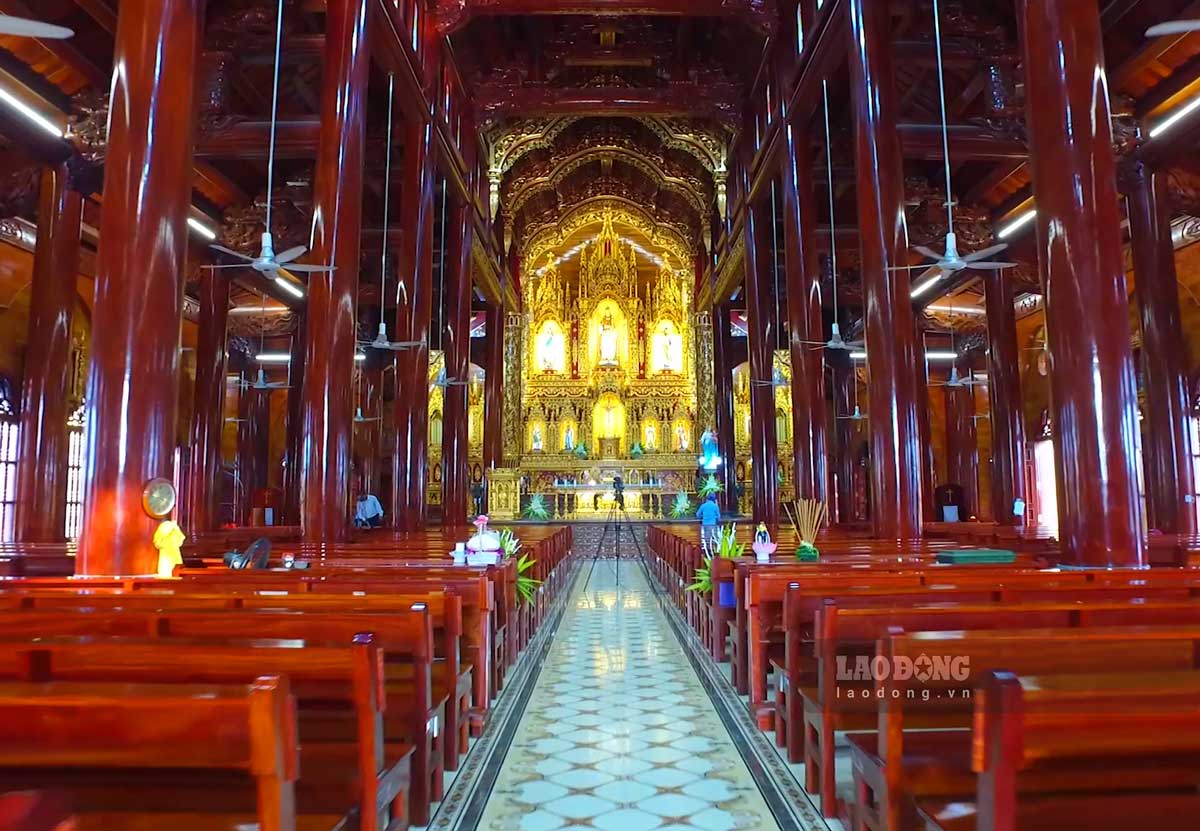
top-left (1125, 163), bottom-right (1196, 535)
top-left (77, 0), bottom-right (199, 575)
top-left (914, 332), bottom-right (937, 519)
top-left (781, 113), bottom-right (828, 502)
top-left (985, 269), bottom-right (1027, 524)
top-left (848, 0), bottom-right (924, 541)
top-left (355, 351), bottom-right (384, 496)
top-left (482, 301), bottom-right (505, 470)
top-left (944, 357), bottom-right (979, 518)
top-left (183, 267), bottom-right (229, 534)
top-left (236, 386), bottom-right (269, 524)
top-left (14, 164), bottom-right (82, 543)
top-left (392, 118), bottom-right (437, 531)
top-left (832, 357), bottom-right (857, 523)
top-left (1021, 0), bottom-right (1145, 565)
top-left (742, 197), bottom-right (779, 528)
top-left (441, 201), bottom-right (474, 527)
top-left (299, 0), bottom-right (370, 544)
top-left (282, 314), bottom-right (305, 526)
top-left (712, 302), bottom-right (739, 509)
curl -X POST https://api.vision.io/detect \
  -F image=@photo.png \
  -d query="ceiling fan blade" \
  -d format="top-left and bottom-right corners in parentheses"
top-left (0, 17), bottom-right (74, 39)
top-left (965, 261), bottom-right (1018, 270)
top-left (203, 263), bottom-right (254, 270)
top-left (1146, 20), bottom-right (1200, 37)
top-left (887, 263), bottom-right (934, 272)
top-left (281, 263), bottom-right (335, 273)
top-left (210, 244), bottom-right (256, 262)
top-left (962, 242), bottom-right (1009, 262)
top-left (273, 245), bottom-right (309, 264)
top-left (912, 245), bottom-right (943, 260)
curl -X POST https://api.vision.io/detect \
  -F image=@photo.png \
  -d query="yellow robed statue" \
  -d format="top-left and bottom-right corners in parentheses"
top-left (153, 520), bottom-right (185, 578)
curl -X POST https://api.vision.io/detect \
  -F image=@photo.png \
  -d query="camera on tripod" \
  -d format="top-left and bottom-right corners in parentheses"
top-left (612, 475), bottom-right (625, 511)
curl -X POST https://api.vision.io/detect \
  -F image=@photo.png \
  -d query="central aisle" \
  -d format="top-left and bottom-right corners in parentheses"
top-left (476, 560), bottom-right (783, 830)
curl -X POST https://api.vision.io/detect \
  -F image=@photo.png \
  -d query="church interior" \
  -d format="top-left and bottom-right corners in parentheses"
top-left (3, 0), bottom-right (1200, 829)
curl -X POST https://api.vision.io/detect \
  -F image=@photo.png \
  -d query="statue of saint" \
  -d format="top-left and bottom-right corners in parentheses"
top-left (598, 313), bottom-right (619, 366)
top-left (645, 424), bottom-right (656, 450)
top-left (564, 425), bottom-right (574, 450)
top-left (676, 425), bottom-right (689, 452)
top-left (532, 426), bottom-right (543, 451)
top-left (699, 426), bottom-right (720, 469)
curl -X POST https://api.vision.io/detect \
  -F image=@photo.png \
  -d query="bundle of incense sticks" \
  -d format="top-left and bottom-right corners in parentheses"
top-left (784, 498), bottom-right (826, 546)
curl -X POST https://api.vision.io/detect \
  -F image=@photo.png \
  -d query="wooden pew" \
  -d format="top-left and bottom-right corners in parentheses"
top-left (0, 606), bottom-right (443, 827)
top-left (849, 627), bottom-right (1200, 831)
top-left (0, 676), bottom-right (298, 831)
top-left (916, 669), bottom-right (1200, 831)
top-left (0, 634), bottom-right (410, 831)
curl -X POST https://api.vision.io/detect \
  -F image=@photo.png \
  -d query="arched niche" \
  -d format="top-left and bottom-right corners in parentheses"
top-left (559, 417), bottom-right (579, 451)
top-left (592, 393), bottom-right (626, 457)
top-left (650, 319), bottom-right (684, 374)
top-left (586, 299), bottom-right (630, 370)
top-left (528, 419), bottom-right (547, 452)
top-left (534, 319), bottom-right (567, 374)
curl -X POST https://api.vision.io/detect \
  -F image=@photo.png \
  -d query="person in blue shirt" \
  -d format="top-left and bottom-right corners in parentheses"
top-left (696, 493), bottom-right (721, 544)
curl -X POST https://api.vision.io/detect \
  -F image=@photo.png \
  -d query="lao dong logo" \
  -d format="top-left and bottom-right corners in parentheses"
top-left (836, 654), bottom-right (970, 683)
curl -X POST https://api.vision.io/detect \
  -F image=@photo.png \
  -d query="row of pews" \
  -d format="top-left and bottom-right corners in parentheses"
top-left (0, 523), bottom-right (575, 831)
top-left (647, 523), bottom-right (1200, 831)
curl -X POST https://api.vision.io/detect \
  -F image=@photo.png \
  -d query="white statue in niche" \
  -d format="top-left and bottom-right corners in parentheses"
top-left (532, 426), bottom-right (543, 451)
top-left (645, 424), bottom-right (656, 450)
top-left (598, 313), bottom-right (619, 366)
top-left (676, 425), bottom-right (689, 452)
top-left (564, 425), bottom-right (575, 450)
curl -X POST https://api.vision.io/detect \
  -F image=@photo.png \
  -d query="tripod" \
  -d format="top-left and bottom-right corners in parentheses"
top-left (593, 500), bottom-right (645, 563)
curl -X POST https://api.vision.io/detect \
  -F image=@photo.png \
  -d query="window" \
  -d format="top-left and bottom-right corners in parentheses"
top-left (0, 381), bottom-right (16, 541)
top-left (65, 402), bottom-right (85, 539)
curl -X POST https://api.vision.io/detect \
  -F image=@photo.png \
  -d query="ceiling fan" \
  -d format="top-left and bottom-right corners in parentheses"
top-left (0, 15), bottom-right (73, 39)
top-left (795, 80), bottom-right (864, 353)
top-left (364, 73), bottom-right (425, 352)
top-left (838, 404), bottom-right (868, 422)
top-left (246, 366), bottom-right (290, 391)
top-left (889, 0), bottom-right (1015, 290)
top-left (1146, 20), bottom-right (1200, 37)
top-left (206, 0), bottom-right (332, 285)
top-left (431, 368), bottom-right (470, 390)
top-left (750, 365), bottom-right (789, 389)
top-left (929, 364), bottom-right (986, 389)
top-left (354, 407), bottom-right (381, 423)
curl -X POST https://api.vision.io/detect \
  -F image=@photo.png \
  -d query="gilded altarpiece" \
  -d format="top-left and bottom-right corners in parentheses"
top-left (517, 214), bottom-right (700, 512)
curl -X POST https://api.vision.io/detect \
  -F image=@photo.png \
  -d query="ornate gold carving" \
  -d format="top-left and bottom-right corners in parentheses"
top-left (522, 199), bottom-right (692, 274)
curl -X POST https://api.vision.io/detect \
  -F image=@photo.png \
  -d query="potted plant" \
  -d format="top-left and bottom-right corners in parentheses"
top-left (523, 493), bottom-right (551, 520)
top-left (669, 492), bottom-right (693, 518)
top-left (687, 523), bottom-right (745, 608)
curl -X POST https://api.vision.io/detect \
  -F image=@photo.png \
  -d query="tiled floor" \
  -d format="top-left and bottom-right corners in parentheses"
top-left (475, 560), bottom-right (783, 830)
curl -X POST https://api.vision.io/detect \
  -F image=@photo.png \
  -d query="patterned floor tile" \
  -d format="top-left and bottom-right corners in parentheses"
top-left (474, 561), bottom-right (783, 830)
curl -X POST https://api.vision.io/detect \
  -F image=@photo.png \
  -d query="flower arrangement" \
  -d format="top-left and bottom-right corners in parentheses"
top-left (496, 528), bottom-right (541, 605)
top-left (698, 474), bottom-right (724, 498)
top-left (687, 523), bottom-right (745, 593)
top-left (524, 493), bottom-right (551, 520)
top-left (669, 492), bottom-right (693, 518)
top-left (784, 499), bottom-right (827, 561)
top-left (573, 443), bottom-right (589, 458)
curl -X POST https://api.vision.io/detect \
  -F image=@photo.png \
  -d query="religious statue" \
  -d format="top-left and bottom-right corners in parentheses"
top-left (564, 425), bottom-right (574, 450)
top-left (676, 425), bottom-right (689, 452)
top-left (645, 424), bottom-right (656, 450)
top-left (541, 330), bottom-right (557, 371)
top-left (598, 313), bottom-right (619, 366)
top-left (699, 426), bottom-right (721, 470)
top-left (532, 426), bottom-right (543, 451)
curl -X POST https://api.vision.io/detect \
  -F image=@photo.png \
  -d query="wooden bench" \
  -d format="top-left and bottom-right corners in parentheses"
top-left (0, 605), bottom-right (443, 827)
top-left (0, 676), bottom-right (298, 830)
top-left (916, 669), bottom-right (1200, 831)
top-left (0, 634), bottom-right (410, 831)
top-left (850, 627), bottom-right (1200, 831)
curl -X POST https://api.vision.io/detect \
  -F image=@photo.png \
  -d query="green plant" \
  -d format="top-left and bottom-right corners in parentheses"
top-left (515, 553), bottom-right (542, 604)
top-left (687, 523), bottom-right (745, 594)
top-left (698, 474), bottom-right (724, 498)
top-left (524, 493), bottom-right (551, 520)
top-left (629, 442), bottom-right (644, 458)
top-left (497, 528), bottom-right (521, 559)
top-left (669, 492), bottom-right (693, 518)
top-left (573, 443), bottom-right (589, 458)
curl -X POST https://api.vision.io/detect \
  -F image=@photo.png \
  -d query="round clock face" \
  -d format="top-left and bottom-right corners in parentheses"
top-left (142, 478), bottom-right (177, 519)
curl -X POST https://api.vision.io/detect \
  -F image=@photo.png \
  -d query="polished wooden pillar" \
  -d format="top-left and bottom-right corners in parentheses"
top-left (832, 356), bottom-right (857, 523)
top-left (985, 269), bottom-right (1027, 524)
top-left (392, 118), bottom-right (437, 531)
top-left (77, 0), bottom-right (199, 575)
top-left (14, 164), bottom-right (82, 543)
top-left (780, 114), bottom-right (828, 502)
top-left (914, 333), bottom-right (937, 520)
top-left (482, 301), bottom-right (505, 470)
top-left (848, 0), bottom-right (923, 540)
top-left (282, 315), bottom-right (306, 526)
top-left (742, 197), bottom-right (779, 528)
top-left (441, 202), bottom-right (474, 527)
top-left (299, 0), bottom-right (370, 544)
top-left (1125, 164), bottom-right (1196, 534)
top-left (1021, 0), bottom-right (1145, 565)
top-left (183, 267), bottom-right (230, 534)
top-left (236, 386), bottom-right (270, 524)
top-left (355, 351), bottom-right (384, 495)
top-left (944, 357), bottom-right (979, 518)
top-left (712, 302), bottom-right (739, 509)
